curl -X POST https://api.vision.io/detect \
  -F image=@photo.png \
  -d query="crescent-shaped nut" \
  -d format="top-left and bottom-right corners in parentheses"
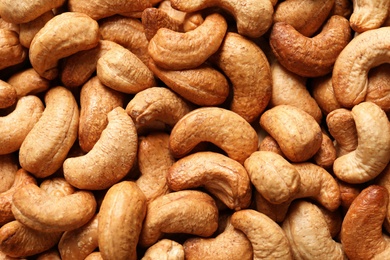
top-left (210, 32), bottom-right (272, 123)
top-left (259, 105), bottom-right (323, 162)
top-left (148, 12), bottom-right (227, 70)
top-left (63, 107), bottom-right (138, 190)
top-left (349, 0), bottom-right (390, 33)
top-left (333, 102), bottom-right (390, 184)
top-left (167, 151), bottom-right (252, 210)
top-left (7, 68), bottom-right (50, 98)
top-left (29, 12), bottom-right (100, 80)
top-left (11, 183), bottom-right (97, 233)
top-left (169, 107), bottom-right (258, 164)
top-left (332, 26), bottom-right (390, 108)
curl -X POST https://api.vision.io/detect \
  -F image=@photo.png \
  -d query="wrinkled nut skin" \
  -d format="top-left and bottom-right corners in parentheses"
top-left (0, 95), bottom-right (44, 155)
top-left (167, 151), bottom-right (252, 210)
top-left (63, 107), bottom-right (138, 190)
top-left (99, 181), bottom-right (147, 260)
top-left (333, 102), bottom-right (390, 184)
top-left (313, 132), bottom-right (337, 169)
top-left (310, 74), bottom-right (341, 116)
top-left (244, 151), bottom-right (300, 204)
top-left (0, 153), bottom-right (18, 193)
top-left (169, 107), bottom-right (258, 164)
top-left (7, 68), bottom-right (50, 98)
top-left (260, 105), bottom-right (323, 162)
top-left (29, 12), bottom-right (100, 80)
top-left (148, 60), bottom-right (230, 107)
top-left (148, 12), bottom-right (227, 70)
top-left (79, 76), bottom-right (125, 153)
top-left (350, 0), bottom-right (390, 33)
top-left (366, 63), bottom-right (390, 113)
top-left (19, 11), bottom-right (54, 48)
top-left (231, 209), bottom-right (293, 259)
top-left (210, 32), bottom-right (272, 123)
top-left (19, 86), bottom-right (79, 178)
top-left (139, 190), bottom-right (219, 248)
top-left (270, 15), bottom-right (352, 78)
top-left (0, 29), bottom-right (27, 71)
top-left (142, 239), bottom-right (185, 260)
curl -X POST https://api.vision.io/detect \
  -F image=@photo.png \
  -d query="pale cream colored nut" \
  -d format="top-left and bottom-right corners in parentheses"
top-left (312, 132), bottom-right (337, 169)
top-left (7, 68), bottom-right (50, 98)
top-left (99, 181), bottom-right (146, 260)
top-left (282, 200), bottom-right (346, 259)
top-left (63, 107), bottom-right (138, 190)
top-left (142, 7), bottom-right (182, 41)
top-left (273, 0), bottom-right (336, 37)
top-left (259, 105), bottom-right (323, 162)
top-left (148, 12), bottom-right (227, 70)
top-left (0, 169), bottom-right (36, 226)
top-left (68, 0), bottom-right (151, 20)
top-left (11, 182), bottom-right (96, 233)
top-left (79, 76), bottom-right (125, 153)
top-left (19, 87), bottom-right (79, 178)
top-left (231, 209), bottom-right (293, 259)
top-left (96, 44), bottom-right (156, 94)
top-left (58, 214), bottom-right (98, 260)
top-left (169, 107), bottom-right (258, 164)
top-left (0, 79), bottom-right (16, 109)
top-left (170, 0), bottom-right (273, 38)
top-left (29, 12), bottom-right (100, 80)
top-left (270, 15), bottom-right (352, 77)
top-left (148, 60), bottom-right (230, 107)
top-left (366, 63), bottom-right (390, 113)
top-left (139, 190), bottom-right (219, 247)
top-left (0, 0), bottom-right (64, 24)
top-left (210, 32), bottom-right (272, 123)
top-left (0, 29), bottom-right (27, 71)
top-left (332, 27), bottom-right (390, 108)
top-left (0, 220), bottom-right (62, 258)
top-left (270, 60), bottom-right (322, 123)
top-left (142, 239), bottom-right (185, 260)
top-left (310, 74), bottom-right (341, 116)
top-left (350, 0), bottom-right (390, 33)
top-left (333, 102), bottom-right (390, 183)
top-left (0, 95), bottom-right (44, 155)
top-left (136, 132), bottom-right (175, 202)
top-left (244, 151), bottom-right (300, 204)
top-left (167, 151), bottom-right (252, 210)
top-left (183, 215), bottom-right (253, 260)
top-left (126, 87), bottom-right (191, 132)
top-left (84, 252), bottom-right (103, 260)
top-left (0, 153), bottom-right (18, 193)
top-left (19, 11), bottom-right (54, 48)
top-left (258, 135), bottom-right (284, 156)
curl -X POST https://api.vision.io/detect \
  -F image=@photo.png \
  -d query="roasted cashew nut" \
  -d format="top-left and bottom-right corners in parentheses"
top-left (349, 0), bottom-right (390, 33)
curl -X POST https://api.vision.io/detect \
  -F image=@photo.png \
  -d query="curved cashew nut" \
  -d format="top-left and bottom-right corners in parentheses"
top-left (332, 27), bottom-right (390, 108)
top-left (139, 190), bottom-right (219, 248)
top-left (0, 29), bottom-right (27, 71)
top-left (63, 107), bottom-right (138, 190)
top-left (170, 0), bottom-right (273, 38)
top-left (142, 239), bottom-right (185, 260)
top-left (270, 15), bottom-right (352, 77)
top-left (282, 200), bottom-right (346, 259)
top-left (231, 209), bottom-right (293, 259)
top-left (7, 68), bottom-right (50, 98)
top-left (210, 32), bottom-right (272, 123)
top-left (333, 102), bottom-right (390, 183)
top-left (350, 0), bottom-right (390, 33)
top-left (167, 151), bottom-right (252, 210)
top-left (29, 12), bottom-right (100, 80)
top-left (148, 12), bottom-right (227, 70)
top-left (169, 107), bottom-right (258, 164)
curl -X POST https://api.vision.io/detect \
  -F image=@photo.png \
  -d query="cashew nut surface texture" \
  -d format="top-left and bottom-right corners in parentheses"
top-left (141, 239), bottom-right (185, 260)
top-left (350, 0), bottom-right (390, 33)
top-left (19, 10), bottom-right (54, 49)
top-left (0, 29), bottom-right (27, 71)
top-left (366, 63), bottom-right (390, 112)
top-left (332, 26), bottom-right (390, 108)
top-left (7, 68), bottom-right (50, 98)
top-left (0, 80), bottom-right (16, 109)
top-left (333, 102), bottom-right (390, 183)
top-left (63, 107), bottom-right (138, 190)
top-left (169, 107), bottom-right (258, 164)
top-left (0, 153), bottom-right (18, 193)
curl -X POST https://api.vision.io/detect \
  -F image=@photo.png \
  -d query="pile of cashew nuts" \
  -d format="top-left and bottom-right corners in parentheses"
top-left (1, 0), bottom-right (390, 259)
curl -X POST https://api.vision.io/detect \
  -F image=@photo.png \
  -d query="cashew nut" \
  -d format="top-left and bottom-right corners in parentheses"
top-left (366, 63), bottom-right (390, 113)
top-left (349, 0), bottom-right (390, 33)
top-left (0, 153), bottom-right (17, 193)
top-left (142, 239), bottom-right (185, 260)
top-left (311, 74), bottom-right (341, 115)
top-left (19, 11), bottom-right (54, 48)
top-left (7, 68), bottom-right (49, 98)
top-left (312, 132), bottom-right (337, 169)
top-left (258, 135), bottom-right (284, 156)
top-left (142, 7), bottom-right (182, 41)
top-left (0, 80), bottom-right (16, 109)
top-left (0, 29), bottom-right (27, 71)
top-left (84, 252), bottom-right (103, 260)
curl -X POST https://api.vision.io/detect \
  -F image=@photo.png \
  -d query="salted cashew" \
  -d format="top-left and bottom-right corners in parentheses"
top-left (99, 181), bottom-right (146, 260)
top-left (313, 131), bottom-right (337, 169)
top-left (139, 190), bottom-right (219, 248)
top-left (169, 107), bottom-right (258, 164)
top-left (7, 68), bottom-right (49, 98)
top-left (210, 32), bottom-right (272, 123)
top-left (167, 151), bottom-right (252, 210)
top-left (0, 95), bottom-right (44, 155)
top-left (333, 102), bottom-right (390, 183)
top-left (0, 29), bottom-right (27, 71)
top-left (366, 63), bottom-right (390, 113)
top-left (0, 153), bottom-right (18, 193)
top-left (142, 239), bottom-right (185, 260)
top-left (332, 27), bottom-right (390, 108)
top-left (19, 87), bottom-right (79, 178)
top-left (29, 12), bottom-right (100, 80)
top-left (282, 200), bottom-right (346, 260)
top-left (148, 12), bottom-right (227, 70)
top-left (148, 60), bottom-right (230, 107)
top-left (231, 209), bottom-right (293, 259)
top-left (270, 15), bottom-right (352, 77)
top-left (170, 0), bottom-right (274, 38)
top-left (19, 11), bottom-right (54, 48)
top-left (63, 107), bottom-right (137, 190)
top-left (0, 80), bottom-right (16, 109)
top-left (350, 0), bottom-right (390, 33)
top-left (259, 105), bottom-right (323, 162)
top-left (310, 74), bottom-right (341, 115)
